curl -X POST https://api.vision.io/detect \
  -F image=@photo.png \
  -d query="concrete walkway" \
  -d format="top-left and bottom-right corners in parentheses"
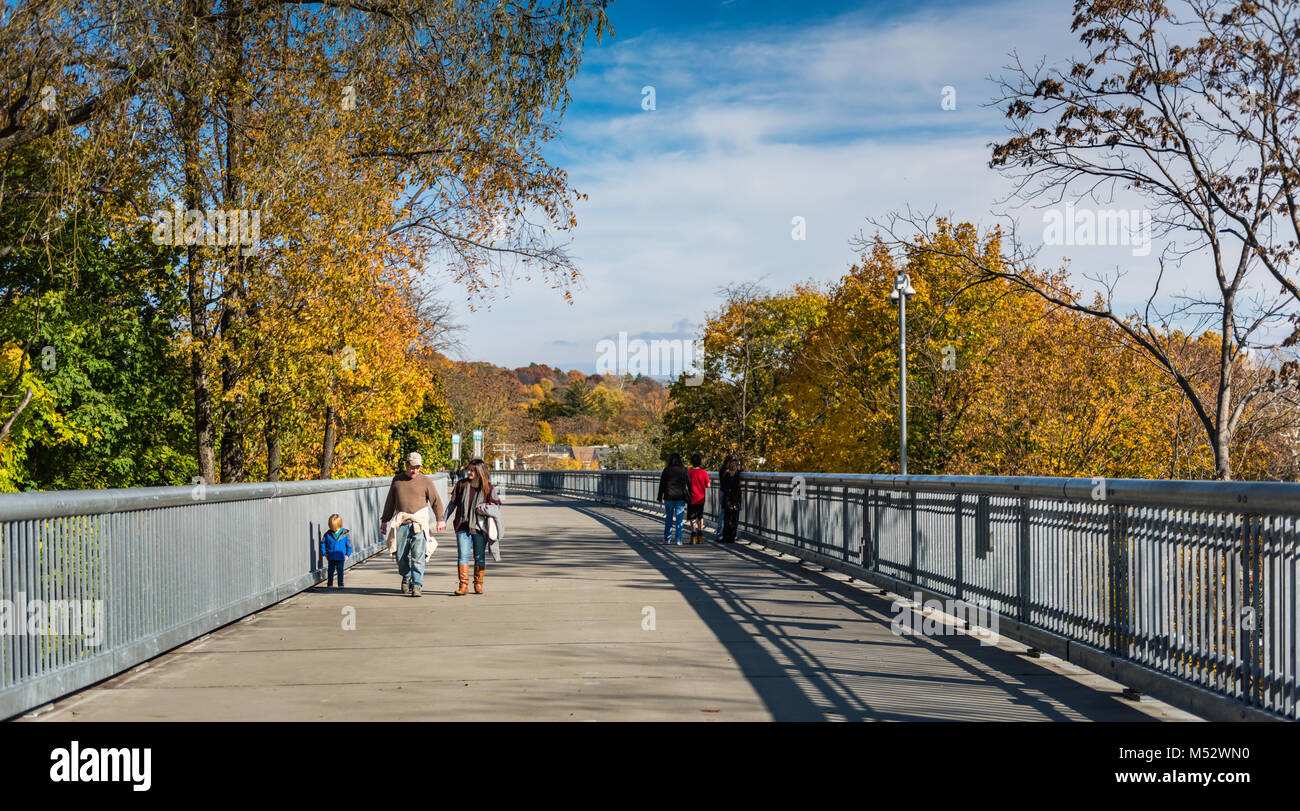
top-left (25, 494), bottom-right (1200, 721)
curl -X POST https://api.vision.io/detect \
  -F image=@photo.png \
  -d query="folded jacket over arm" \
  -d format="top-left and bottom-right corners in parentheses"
top-left (383, 509), bottom-right (436, 558)
top-left (479, 502), bottom-right (504, 562)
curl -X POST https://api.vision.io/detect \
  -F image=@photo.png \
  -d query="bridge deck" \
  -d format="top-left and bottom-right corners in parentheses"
top-left (26, 494), bottom-right (1199, 721)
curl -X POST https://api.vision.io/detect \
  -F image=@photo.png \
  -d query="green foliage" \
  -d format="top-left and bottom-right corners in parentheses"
top-left (390, 387), bottom-right (455, 472)
top-left (561, 379), bottom-right (596, 416)
top-left (665, 285), bottom-right (828, 467)
top-left (528, 394), bottom-right (569, 421)
top-left (0, 183), bottom-right (194, 491)
top-left (601, 420), bottom-right (667, 470)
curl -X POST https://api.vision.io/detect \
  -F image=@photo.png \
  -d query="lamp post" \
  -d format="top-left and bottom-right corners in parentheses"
top-left (888, 271), bottom-right (916, 475)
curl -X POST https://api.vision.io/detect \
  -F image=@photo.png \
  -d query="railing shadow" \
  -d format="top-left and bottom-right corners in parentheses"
top-left (541, 493), bottom-right (1157, 722)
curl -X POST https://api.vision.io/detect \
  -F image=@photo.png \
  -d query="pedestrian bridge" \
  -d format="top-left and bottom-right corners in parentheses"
top-left (2, 471), bottom-right (1295, 721)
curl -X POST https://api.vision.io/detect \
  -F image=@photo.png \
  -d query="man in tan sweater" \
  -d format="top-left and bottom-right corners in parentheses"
top-left (381, 452), bottom-right (446, 597)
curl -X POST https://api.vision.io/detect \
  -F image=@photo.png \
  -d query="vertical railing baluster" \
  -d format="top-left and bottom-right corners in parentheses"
top-left (954, 492), bottom-right (963, 603)
top-left (1018, 497), bottom-right (1030, 623)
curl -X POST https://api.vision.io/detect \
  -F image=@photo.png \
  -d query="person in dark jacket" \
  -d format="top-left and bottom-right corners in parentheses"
top-left (320, 514), bottom-right (354, 588)
top-left (711, 454), bottom-right (732, 541)
top-left (444, 458), bottom-right (502, 595)
top-left (719, 455), bottom-right (743, 543)
top-left (657, 453), bottom-right (690, 545)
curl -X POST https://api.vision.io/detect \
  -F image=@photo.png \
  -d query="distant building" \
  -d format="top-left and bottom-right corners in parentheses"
top-left (517, 444), bottom-right (610, 470)
top-left (521, 444), bottom-right (574, 469)
top-left (569, 445), bottom-right (609, 470)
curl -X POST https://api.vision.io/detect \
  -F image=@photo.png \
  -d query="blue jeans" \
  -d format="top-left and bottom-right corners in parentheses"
top-left (395, 523), bottom-right (426, 588)
top-left (457, 530), bottom-right (487, 567)
top-left (663, 500), bottom-right (686, 544)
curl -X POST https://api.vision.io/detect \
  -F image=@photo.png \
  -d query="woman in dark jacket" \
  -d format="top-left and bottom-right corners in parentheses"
top-left (719, 455), bottom-right (743, 543)
top-left (657, 453), bottom-right (691, 545)
top-left (444, 459), bottom-right (501, 595)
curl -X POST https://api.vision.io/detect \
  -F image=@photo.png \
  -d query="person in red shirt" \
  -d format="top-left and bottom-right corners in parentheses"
top-left (686, 453), bottom-right (711, 545)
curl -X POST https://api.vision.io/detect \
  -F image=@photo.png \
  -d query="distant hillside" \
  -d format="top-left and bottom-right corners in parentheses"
top-left (432, 356), bottom-right (669, 468)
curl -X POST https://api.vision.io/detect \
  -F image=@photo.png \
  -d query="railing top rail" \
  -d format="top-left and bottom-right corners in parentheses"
top-left (0, 473), bottom-right (447, 522)
top-left (514, 469), bottom-right (1300, 513)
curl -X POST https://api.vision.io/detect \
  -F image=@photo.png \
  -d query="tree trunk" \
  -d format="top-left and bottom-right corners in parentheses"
top-left (1214, 420), bottom-right (1233, 481)
top-left (266, 432), bottom-right (281, 482)
top-left (188, 266), bottom-right (217, 483)
top-left (217, 7), bottom-right (249, 484)
top-left (219, 294), bottom-right (246, 481)
top-left (261, 368), bottom-right (280, 481)
top-left (180, 0), bottom-right (217, 485)
top-left (0, 386), bottom-right (33, 443)
top-left (1214, 291), bottom-right (1236, 481)
top-left (319, 405), bottom-right (338, 479)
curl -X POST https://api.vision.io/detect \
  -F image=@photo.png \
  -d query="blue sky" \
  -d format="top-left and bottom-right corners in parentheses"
top-left (444, 0), bottom-right (1175, 372)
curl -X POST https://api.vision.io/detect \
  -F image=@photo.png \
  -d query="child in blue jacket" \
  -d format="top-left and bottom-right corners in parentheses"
top-left (321, 514), bottom-right (353, 588)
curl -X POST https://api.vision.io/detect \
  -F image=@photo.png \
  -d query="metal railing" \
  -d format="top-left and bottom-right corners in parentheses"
top-left (0, 474), bottom-right (447, 720)
top-left (496, 469), bottom-right (1299, 721)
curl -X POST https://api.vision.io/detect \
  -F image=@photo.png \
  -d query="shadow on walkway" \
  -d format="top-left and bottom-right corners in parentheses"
top-left (546, 494), bottom-right (1155, 722)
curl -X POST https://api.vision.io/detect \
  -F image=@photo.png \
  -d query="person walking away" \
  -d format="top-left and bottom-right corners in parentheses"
top-left (380, 452), bottom-right (447, 597)
top-left (320, 514), bottom-right (353, 587)
top-left (712, 456), bottom-right (727, 542)
top-left (657, 453), bottom-right (690, 545)
top-left (687, 453), bottom-right (711, 544)
top-left (719, 455), bottom-right (743, 543)
top-left (445, 458), bottom-right (502, 595)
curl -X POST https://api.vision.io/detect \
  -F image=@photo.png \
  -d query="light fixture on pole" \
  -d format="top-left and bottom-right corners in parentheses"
top-left (889, 271), bottom-right (916, 475)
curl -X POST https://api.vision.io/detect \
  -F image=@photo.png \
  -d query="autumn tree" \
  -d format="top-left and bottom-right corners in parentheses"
top-left (672, 219), bottom-right (1299, 481)
top-left (891, 0), bottom-right (1300, 479)
top-left (438, 359), bottom-right (531, 451)
top-left (536, 420), bottom-right (555, 445)
top-left (0, 1), bottom-right (612, 485)
top-left (666, 283), bottom-right (826, 466)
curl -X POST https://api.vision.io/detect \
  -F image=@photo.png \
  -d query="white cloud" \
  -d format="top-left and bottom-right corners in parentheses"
top-left (443, 0), bottom-right (1222, 371)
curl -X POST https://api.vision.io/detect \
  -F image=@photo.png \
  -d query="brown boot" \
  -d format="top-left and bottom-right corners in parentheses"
top-left (453, 564), bottom-right (470, 596)
top-left (473, 566), bottom-right (485, 594)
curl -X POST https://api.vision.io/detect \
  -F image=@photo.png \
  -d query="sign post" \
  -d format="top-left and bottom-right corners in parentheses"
top-left (472, 429), bottom-right (483, 460)
top-left (451, 433), bottom-right (461, 463)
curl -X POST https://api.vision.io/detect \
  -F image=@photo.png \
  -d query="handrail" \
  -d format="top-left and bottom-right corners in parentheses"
top-left (0, 476), bottom-right (397, 521)
top-left (502, 469), bottom-right (1300, 513)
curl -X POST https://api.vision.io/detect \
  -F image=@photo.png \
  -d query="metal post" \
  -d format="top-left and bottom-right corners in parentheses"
top-left (910, 490), bottom-right (919, 582)
top-left (1242, 513), bottom-right (1263, 709)
top-left (899, 290), bottom-right (907, 476)
top-left (954, 492), bottom-right (964, 602)
top-left (1110, 503), bottom-right (1133, 661)
top-left (861, 488), bottom-right (872, 569)
top-left (890, 272), bottom-right (913, 476)
top-left (1019, 498), bottom-right (1031, 622)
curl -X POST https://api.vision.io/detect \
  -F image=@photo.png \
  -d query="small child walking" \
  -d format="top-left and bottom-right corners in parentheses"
top-left (321, 514), bottom-right (353, 588)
